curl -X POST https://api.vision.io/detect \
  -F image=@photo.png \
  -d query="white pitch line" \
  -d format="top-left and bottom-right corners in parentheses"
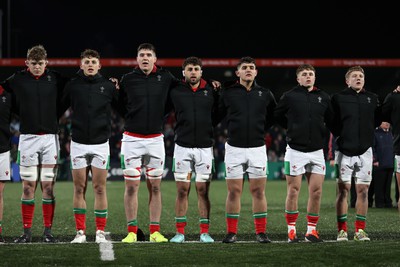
top-left (99, 242), bottom-right (115, 261)
top-left (99, 232), bottom-right (115, 261)
top-left (108, 239), bottom-right (339, 244)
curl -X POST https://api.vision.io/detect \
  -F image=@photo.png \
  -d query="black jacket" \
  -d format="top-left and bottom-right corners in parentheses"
top-left (118, 66), bottom-right (179, 135)
top-left (62, 70), bottom-right (119, 144)
top-left (1, 69), bottom-right (66, 134)
top-left (217, 81), bottom-right (276, 148)
top-left (274, 85), bottom-right (334, 152)
top-left (331, 87), bottom-right (381, 156)
top-left (382, 92), bottom-right (400, 155)
top-left (373, 127), bottom-right (394, 169)
top-left (169, 79), bottom-right (218, 148)
top-left (0, 88), bottom-right (12, 153)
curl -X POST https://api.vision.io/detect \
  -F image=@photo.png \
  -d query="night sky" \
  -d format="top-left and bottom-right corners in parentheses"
top-left (3, 1), bottom-right (400, 59)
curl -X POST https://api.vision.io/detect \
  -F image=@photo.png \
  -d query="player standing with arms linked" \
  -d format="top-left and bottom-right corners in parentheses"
top-left (217, 57), bottom-right (276, 243)
top-left (168, 57), bottom-right (219, 243)
top-left (118, 43), bottom-right (178, 243)
top-left (62, 49), bottom-right (119, 243)
top-left (1, 45), bottom-right (67, 243)
top-left (331, 66), bottom-right (381, 242)
top-left (274, 64), bottom-right (334, 243)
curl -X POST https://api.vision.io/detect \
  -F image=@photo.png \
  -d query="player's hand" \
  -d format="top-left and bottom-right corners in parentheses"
top-left (110, 77), bottom-right (120, 90)
top-left (211, 80), bottom-right (221, 90)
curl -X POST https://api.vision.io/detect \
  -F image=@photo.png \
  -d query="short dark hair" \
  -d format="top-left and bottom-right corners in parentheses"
top-left (27, 45), bottom-right (47, 61)
top-left (237, 56), bottom-right (256, 69)
top-left (137, 43), bottom-right (156, 55)
top-left (296, 64), bottom-right (315, 75)
top-left (80, 49), bottom-right (100, 59)
top-left (182, 56), bottom-right (202, 69)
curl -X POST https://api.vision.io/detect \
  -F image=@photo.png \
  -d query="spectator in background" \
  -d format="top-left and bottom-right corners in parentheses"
top-left (168, 57), bottom-right (219, 243)
top-left (274, 64), bottom-right (334, 243)
top-left (62, 49), bottom-right (119, 244)
top-left (217, 57), bottom-right (276, 243)
top-left (382, 87), bottom-right (400, 210)
top-left (1, 45), bottom-right (67, 243)
top-left (0, 86), bottom-right (12, 243)
top-left (331, 66), bottom-right (381, 242)
top-left (368, 122), bottom-right (394, 208)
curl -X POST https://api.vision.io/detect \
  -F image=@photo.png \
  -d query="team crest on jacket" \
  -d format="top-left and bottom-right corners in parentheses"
top-left (258, 91), bottom-right (262, 97)
top-left (318, 97), bottom-right (322, 103)
top-left (100, 86), bottom-right (105, 93)
top-left (47, 75), bottom-right (52, 82)
top-left (367, 97), bottom-right (371, 103)
top-left (204, 91), bottom-right (208, 96)
top-left (157, 75), bottom-right (162, 81)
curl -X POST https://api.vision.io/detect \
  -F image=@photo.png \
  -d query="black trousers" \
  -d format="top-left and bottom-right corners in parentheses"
top-left (350, 178), bottom-right (356, 208)
top-left (368, 168), bottom-right (394, 208)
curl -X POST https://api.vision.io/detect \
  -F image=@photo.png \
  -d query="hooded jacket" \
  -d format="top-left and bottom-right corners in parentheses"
top-left (274, 85), bottom-right (334, 152)
top-left (118, 66), bottom-right (179, 135)
top-left (331, 87), bottom-right (381, 156)
top-left (218, 80), bottom-right (276, 148)
top-left (169, 78), bottom-right (219, 148)
top-left (62, 70), bottom-right (119, 144)
top-left (1, 69), bottom-right (66, 134)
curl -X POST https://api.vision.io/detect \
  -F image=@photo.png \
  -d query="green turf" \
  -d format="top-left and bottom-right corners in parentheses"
top-left (1, 179), bottom-right (399, 266)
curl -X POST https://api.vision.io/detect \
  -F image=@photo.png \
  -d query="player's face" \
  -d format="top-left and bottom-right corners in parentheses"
top-left (346, 71), bottom-right (365, 92)
top-left (137, 49), bottom-right (157, 73)
top-left (26, 59), bottom-right (48, 76)
top-left (80, 57), bottom-right (101, 76)
top-left (236, 63), bottom-right (257, 83)
top-left (183, 64), bottom-right (202, 85)
top-left (297, 69), bottom-right (315, 89)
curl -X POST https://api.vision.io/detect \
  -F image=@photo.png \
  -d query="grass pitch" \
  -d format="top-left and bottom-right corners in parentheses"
top-left (1, 179), bottom-right (399, 266)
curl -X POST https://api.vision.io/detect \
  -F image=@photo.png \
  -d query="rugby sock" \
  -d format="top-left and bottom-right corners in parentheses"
top-left (175, 216), bottom-right (187, 234)
top-left (337, 214), bottom-right (348, 232)
top-left (127, 219), bottom-right (138, 234)
top-left (42, 198), bottom-right (55, 228)
top-left (21, 199), bottom-right (35, 229)
top-left (199, 218), bottom-right (210, 234)
top-left (73, 208), bottom-right (86, 232)
top-left (95, 209), bottom-right (108, 231)
top-left (253, 212), bottom-right (267, 234)
top-left (355, 214), bottom-right (366, 232)
top-left (225, 213), bottom-right (239, 234)
top-left (149, 222), bottom-right (160, 234)
top-left (285, 210), bottom-right (299, 233)
top-left (306, 213), bottom-right (319, 233)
